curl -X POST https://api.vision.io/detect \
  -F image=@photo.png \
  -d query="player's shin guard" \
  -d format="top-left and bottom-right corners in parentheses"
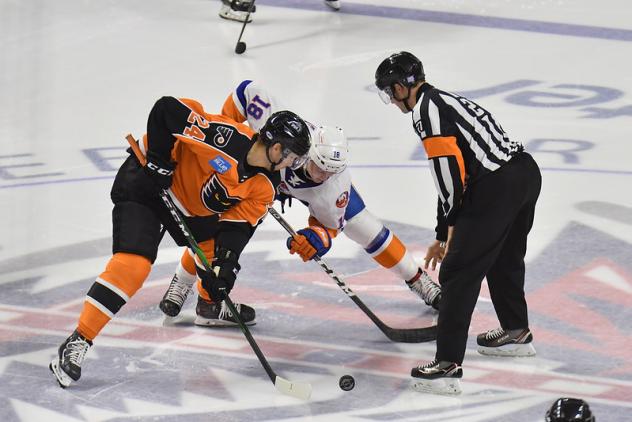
top-left (51, 253), bottom-right (150, 387)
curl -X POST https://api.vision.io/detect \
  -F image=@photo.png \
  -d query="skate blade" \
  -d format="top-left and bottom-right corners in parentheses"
top-left (194, 316), bottom-right (256, 327)
top-left (477, 343), bottom-right (536, 357)
top-left (49, 359), bottom-right (72, 388)
top-left (411, 378), bottom-right (461, 395)
top-left (162, 314), bottom-right (196, 327)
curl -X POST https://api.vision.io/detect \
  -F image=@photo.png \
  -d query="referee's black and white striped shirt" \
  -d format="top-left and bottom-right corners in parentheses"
top-left (411, 83), bottom-right (523, 234)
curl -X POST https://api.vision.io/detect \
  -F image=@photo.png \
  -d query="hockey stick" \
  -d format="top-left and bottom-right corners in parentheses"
top-left (234, 0), bottom-right (257, 54)
top-left (125, 135), bottom-right (311, 400)
top-left (268, 207), bottom-right (437, 343)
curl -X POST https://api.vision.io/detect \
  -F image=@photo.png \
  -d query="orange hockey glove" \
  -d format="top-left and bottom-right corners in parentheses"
top-left (286, 226), bottom-right (332, 262)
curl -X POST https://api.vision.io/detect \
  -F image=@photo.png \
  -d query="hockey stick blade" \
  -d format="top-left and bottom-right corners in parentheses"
top-left (275, 376), bottom-right (312, 400)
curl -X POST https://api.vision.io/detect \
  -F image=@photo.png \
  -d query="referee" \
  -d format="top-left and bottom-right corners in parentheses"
top-left (374, 52), bottom-right (542, 394)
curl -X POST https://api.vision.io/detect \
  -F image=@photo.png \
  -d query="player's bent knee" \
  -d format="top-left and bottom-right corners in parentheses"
top-left (112, 201), bottom-right (163, 262)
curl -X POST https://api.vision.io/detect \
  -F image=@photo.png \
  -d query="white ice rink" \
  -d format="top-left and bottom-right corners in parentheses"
top-left (1, 0), bottom-right (631, 420)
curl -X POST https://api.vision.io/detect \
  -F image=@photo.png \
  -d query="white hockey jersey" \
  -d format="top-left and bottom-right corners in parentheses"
top-left (221, 79), bottom-right (355, 233)
top-left (278, 166), bottom-right (352, 232)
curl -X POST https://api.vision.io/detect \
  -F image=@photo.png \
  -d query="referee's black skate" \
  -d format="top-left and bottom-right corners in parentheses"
top-left (411, 360), bottom-right (462, 395)
top-left (477, 327), bottom-right (536, 357)
top-left (159, 273), bottom-right (194, 317)
top-left (194, 297), bottom-right (256, 327)
top-left (406, 269), bottom-right (442, 310)
top-left (49, 330), bottom-right (92, 388)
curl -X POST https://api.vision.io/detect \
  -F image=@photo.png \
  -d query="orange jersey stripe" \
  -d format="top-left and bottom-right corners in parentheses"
top-left (423, 136), bottom-right (466, 185)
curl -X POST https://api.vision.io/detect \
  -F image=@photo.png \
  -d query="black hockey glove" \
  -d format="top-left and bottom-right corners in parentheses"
top-left (197, 247), bottom-right (240, 302)
top-left (276, 192), bottom-right (293, 213)
top-left (144, 150), bottom-right (176, 190)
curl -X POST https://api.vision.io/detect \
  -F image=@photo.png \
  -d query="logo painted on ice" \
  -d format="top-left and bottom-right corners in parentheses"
top-left (336, 191), bottom-right (349, 208)
top-left (209, 156), bottom-right (232, 174)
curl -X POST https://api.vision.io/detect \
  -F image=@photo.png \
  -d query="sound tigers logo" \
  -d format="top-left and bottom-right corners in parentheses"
top-left (336, 191), bottom-right (349, 208)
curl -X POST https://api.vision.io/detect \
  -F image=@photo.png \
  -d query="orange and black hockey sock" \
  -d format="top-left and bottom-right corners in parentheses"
top-left (77, 252), bottom-right (151, 341)
top-left (192, 239), bottom-right (215, 303)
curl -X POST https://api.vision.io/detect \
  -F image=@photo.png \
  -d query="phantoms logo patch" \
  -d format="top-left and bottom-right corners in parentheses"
top-left (213, 126), bottom-right (234, 148)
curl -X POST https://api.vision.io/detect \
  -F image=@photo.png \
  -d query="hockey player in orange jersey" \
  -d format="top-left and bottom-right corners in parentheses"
top-left (158, 81), bottom-right (442, 323)
top-left (49, 96), bottom-right (311, 388)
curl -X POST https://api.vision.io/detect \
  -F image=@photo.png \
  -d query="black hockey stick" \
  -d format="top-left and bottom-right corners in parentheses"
top-left (234, 0), bottom-right (257, 54)
top-left (126, 135), bottom-right (311, 400)
top-left (268, 207), bottom-right (437, 343)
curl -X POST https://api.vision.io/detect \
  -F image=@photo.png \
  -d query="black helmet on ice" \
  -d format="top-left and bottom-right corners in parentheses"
top-left (545, 398), bottom-right (595, 422)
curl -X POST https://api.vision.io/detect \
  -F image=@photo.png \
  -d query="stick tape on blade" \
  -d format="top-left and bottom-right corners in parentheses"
top-left (275, 376), bottom-right (312, 400)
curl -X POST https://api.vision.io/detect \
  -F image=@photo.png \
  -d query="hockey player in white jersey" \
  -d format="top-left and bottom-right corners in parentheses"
top-left (159, 80), bottom-right (441, 324)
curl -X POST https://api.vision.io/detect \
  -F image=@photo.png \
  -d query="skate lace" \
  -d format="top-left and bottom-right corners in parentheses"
top-left (418, 359), bottom-right (439, 369)
top-left (65, 338), bottom-right (90, 366)
top-left (164, 275), bottom-right (192, 306)
top-left (409, 272), bottom-right (441, 306)
top-left (218, 301), bottom-right (240, 321)
top-left (485, 328), bottom-right (506, 340)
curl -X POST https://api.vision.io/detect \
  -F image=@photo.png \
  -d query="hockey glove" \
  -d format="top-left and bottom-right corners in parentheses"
top-left (276, 192), bottom-right (293, 213)
top-left (144, 150), bottom-right (175, 190)
top-left (197, 247), bottom-right (240, 302)
top-left (286, 226), bottom-right (331, 262)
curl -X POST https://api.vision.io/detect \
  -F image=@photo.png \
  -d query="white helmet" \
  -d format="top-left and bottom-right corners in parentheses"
top-left (308, 125), bottom-right (349, 174)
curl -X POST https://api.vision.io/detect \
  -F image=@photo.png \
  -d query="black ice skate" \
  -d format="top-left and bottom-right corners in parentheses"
top-left (407, 269), bottom-right (442, 310)
top-left (219, 0), bottom-right (256, 23)
top-left (477, 327), bottom-right (536, 357)
top-left (49, 330), bottom-right (92, 388)
top-left (411, 360), bottom-right (462, 395)
top-left (159, 273), bottom-right (194, 317)
top-left (194, 297), bottom-right (256, 327)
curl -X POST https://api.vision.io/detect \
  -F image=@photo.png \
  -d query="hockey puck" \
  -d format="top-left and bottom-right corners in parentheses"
top-left (235, 42), bottom-right (246, 54)
top-left (339, 375), bottom-right (355, 391)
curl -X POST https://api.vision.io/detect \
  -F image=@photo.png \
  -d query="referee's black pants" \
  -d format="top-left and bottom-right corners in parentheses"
top-left (435, 152), bottom-right (541, 364)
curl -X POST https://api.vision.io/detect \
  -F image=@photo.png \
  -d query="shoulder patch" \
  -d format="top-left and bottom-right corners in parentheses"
top-left (213, 125), bottom-right (234, 148)
top-left (336, 191), bottom-right (349, 208)
top-left (209, 155), bottom-right (232, 174)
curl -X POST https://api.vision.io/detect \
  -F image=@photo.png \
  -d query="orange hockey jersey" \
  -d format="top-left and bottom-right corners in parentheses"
top-left (140, 96), bottom-right (279, 230)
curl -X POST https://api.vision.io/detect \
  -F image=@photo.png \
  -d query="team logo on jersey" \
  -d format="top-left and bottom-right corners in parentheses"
top-left (201, 174), bottom-right (240, 213)
top-left (209, 156), bottom-right (232, 174)
top-left (213, 126), bottom-right (234, 148)
top-left (336, 191), bottom-right (349, 208)
top-left (287, 172), bottom-right (304, 187)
